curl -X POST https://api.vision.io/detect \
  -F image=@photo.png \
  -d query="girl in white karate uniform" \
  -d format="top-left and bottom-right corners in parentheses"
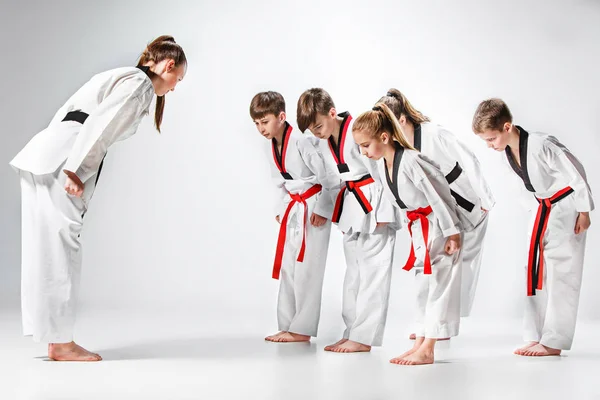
top-left (352, 103), bottom-right (463, 366)
top-left (473, 98), bottom-right (593, 357)
top-left (250, 91), bottom-right (340, 343)
top-left (297, 88), bottom-right (399, 353)
top-left (10, 36), bottom-right (187, 361)
top-left (379, 89), bottom-right (494, 337)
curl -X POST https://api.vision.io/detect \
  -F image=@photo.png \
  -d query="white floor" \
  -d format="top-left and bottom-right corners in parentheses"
top-left (1, 307), bottom-right (599, 400)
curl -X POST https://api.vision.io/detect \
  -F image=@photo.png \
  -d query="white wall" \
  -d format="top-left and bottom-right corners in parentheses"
top-left (1, 0), bottom-right (599, 329)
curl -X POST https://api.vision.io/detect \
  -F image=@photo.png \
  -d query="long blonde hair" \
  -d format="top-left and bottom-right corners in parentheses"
top-left (353, 102), bottom-right (416, 150)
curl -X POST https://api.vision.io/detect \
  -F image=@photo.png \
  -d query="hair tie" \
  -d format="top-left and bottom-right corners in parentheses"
top-left (372, 106), bottom-right (383, 112)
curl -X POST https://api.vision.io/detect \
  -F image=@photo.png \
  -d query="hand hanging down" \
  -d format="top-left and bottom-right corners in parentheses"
top-left (575, 212), bottom-right (591, 234)
top-left (63, 171), bottom-right (84, 198)
top-left (445, 233), bottom-right (461, 255)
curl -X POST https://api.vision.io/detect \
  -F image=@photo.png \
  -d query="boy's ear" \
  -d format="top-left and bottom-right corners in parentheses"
top-left (278, 111), bottom-right (287, 122)
top-left (503, 122), bottom-right (512, 132)
top-left (329, 108), bottom-right (337, 118)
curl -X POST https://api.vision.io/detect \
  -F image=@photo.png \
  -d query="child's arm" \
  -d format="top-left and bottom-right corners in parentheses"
top-left (546, 137), bottom-right (594, 213)
top-left (300, 137), bottom-right (341, 221)
top-left (411, 153), bottom-right (462, 238)
top-left (438, 131), bottom-right (496, 211)
top-left (546, 137), bottom-right (594, 233)
top-left (361, 155), bottom-right (398, 227)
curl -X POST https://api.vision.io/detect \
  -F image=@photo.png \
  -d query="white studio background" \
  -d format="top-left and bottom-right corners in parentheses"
top-left (1, 0), bottom-right (599, 336)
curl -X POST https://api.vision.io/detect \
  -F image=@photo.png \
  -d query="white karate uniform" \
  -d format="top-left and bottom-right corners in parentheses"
top-left (378, 145), bottom-right (463, 339)
top-left (316, 112), bottom-right (399, 346)
top-left (268, 123), bottom-right (340, 337)
top-left (505, 127), bottom-right (593, 350)
top-left (415, 123), bottom-right (495, 317)
top-left (10, 66), bottom-right (154, 343)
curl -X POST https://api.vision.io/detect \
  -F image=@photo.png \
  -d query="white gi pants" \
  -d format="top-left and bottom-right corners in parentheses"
top-left (460, 212), bottom-right (489, 317)
top-left (412, 220), bottom-right (463, 339)
top-left (19, 166), bottom-right (86, 343)
top-left (341, 224), bottom-right (396, 346)
top-left (277, 196), bottom-right (332, 337)
top-left (523, 195), bottom-right (586, 350)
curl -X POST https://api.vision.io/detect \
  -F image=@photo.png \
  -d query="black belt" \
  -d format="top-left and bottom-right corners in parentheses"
top-left (445, 163), bottom-right (475, 212)
top-left (62, 110), bottom-right (89, 124)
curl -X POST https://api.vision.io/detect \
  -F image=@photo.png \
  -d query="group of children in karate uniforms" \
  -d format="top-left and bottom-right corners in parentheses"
top-left (250, 88), bottom-right (593, 366)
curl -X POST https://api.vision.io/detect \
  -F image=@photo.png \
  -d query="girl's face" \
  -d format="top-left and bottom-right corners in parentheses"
top-left (353, 129), bottom-right (390, 160)
top-left (154, 59), bottom-right (186, 96)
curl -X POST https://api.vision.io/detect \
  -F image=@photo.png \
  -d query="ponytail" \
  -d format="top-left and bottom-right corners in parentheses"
top-left (379, 88), bottom-right (429, 125)
top-left (137, 35), bottom-right (187, 132)
top-left (353, 103), bottom-right (416, 150)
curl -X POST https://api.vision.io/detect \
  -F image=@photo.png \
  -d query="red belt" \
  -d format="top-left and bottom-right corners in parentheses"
top-left (332, 174), bottom-right (374, 223)
top-left (527, 186), bottom-right (574, 296)
top-left (272, 184), bottom-right (322, 280)
top-left (402, 206), bottom-right (433, 275)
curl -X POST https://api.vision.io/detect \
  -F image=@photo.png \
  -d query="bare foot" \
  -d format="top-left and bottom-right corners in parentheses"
top-left (513, 341), bottom-right (539, 355)
top-left (519, 343), bottom-right (562, 357)
top-left (272, 332), bottom-right (311, 343)
top-left (330, 340), bottom-right (371, 353)
top-left (48, 342), bottom-right (102, 362)
top-left (265, 331), bottom-right (287, 342)
top-left (392, 347), bottom-right (434, 365)
top-left (391, 346), bottom-right (420, 363)
top-left (324, 338), bottom-right (348, 351)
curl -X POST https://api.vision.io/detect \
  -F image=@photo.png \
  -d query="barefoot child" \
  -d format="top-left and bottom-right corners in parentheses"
top-left (472, 98), bottom-right (593, 357)
top-left (250, 91), bottom-right (339, 343)
top-left (297, 88), bottom-right (398, 353)
top-left (352, 103), bottom-right (463, 365)
top-left (10, 36), bottom-right (187, 361)
top-left (379, 89), bottom-right (494, 340)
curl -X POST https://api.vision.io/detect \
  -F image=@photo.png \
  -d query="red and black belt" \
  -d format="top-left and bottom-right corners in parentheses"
top-left (402, 206), bottom-right (434, 275)
top-left (331, 174), bottom-right (374, 223)
top-left (272, 184), bottom-right (322, 280)
top-left (527, 186), bottom-right (574, 296)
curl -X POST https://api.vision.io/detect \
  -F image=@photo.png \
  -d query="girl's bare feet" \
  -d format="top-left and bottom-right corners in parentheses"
top-left (265, 331), bottom-right (287, 342)
top-left (519, 343), bottom-right (561, 357)
top-left (330, 340), bottom-right (371, 353)
top-left (513, 342), bottom-right (539, 355)
top-left (48, 342), bottom-right (102, 362)
top-left (271, 332), bottom-right (310, 343)
top-left (394, 347), bottom-right (434, 365)
top-left (324, 338), bottom-right (348, 351)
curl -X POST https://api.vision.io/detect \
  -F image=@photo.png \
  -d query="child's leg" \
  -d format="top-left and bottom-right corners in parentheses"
top-left (340, 231), bottom-right (360, 342)
top-left (540, 230), bottom-right (586, 350)
top-left (286, 219), bottom-right (332, 337)
top-left (271, 212), bottom-right (301, 341)
top-left (520, 203), bottom-right (586, 356)
top-left (460, 213), bottom-right (489, 317)
top-left (392, 232), bottom-right (462, 366)
top-left (424, 234), bottom-right (462, 340)
top-left (337, 224), bottom-right (395, 351)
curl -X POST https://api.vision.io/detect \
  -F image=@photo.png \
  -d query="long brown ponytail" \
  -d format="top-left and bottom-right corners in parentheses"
top-left (137, 35), bottom-right (187, 132)
top-left (353, 103), bottom-right (416, 150)
top-left (378, 88), bottom-right (430, 125)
